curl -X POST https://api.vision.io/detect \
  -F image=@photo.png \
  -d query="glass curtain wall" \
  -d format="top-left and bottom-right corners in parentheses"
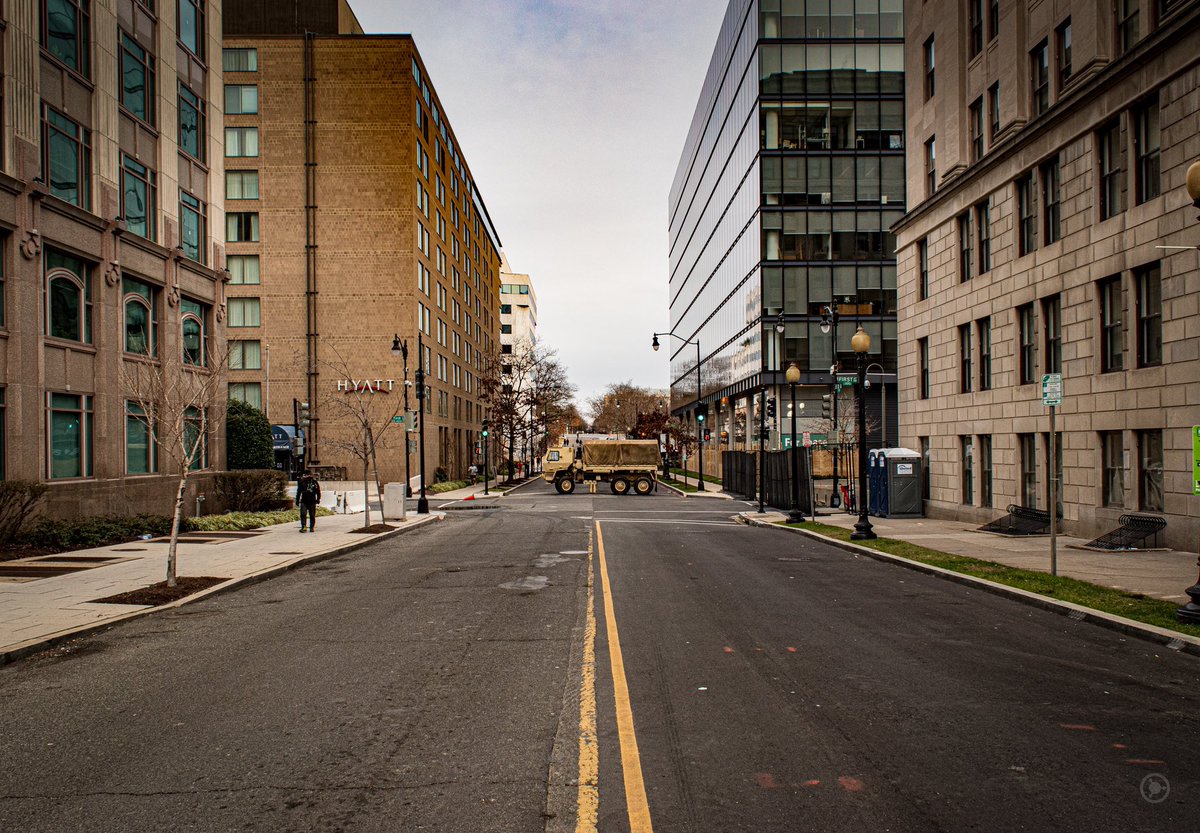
top-left (759, 0), bottom-right (904, 374)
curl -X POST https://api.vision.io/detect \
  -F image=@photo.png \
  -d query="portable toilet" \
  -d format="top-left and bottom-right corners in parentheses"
top-left (877, 448), bottom-right (923, 518)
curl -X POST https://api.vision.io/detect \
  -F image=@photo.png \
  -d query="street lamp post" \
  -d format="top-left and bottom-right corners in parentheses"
top-left (653, 332), bottom-right (703, 490)
top-left (390, 335), bottom-right (412, 519)
top-left (850, 326), bottom-right (876, 540)
top-left (414, 333), bottom-right (429, 514)
top-left (820, 303), bottom-right (841, 508)
top-left (482, 418), bottom-right (490, 496)
top-left (864, 362), bottom-right (886, 448)
top-left (785, 362), bottom-right (805, 522)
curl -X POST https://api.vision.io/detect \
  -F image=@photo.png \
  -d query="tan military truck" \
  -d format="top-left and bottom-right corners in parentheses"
top-left (542, 440), bottom-right (661, 495)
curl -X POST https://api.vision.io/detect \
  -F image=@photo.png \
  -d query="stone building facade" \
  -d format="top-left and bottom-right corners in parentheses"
top-left (1, 1), bottom-right (228, 518)
top-left (222, 1), bottom-right (502, 485)
top-left (895, 0), bottom-right (1200, 547)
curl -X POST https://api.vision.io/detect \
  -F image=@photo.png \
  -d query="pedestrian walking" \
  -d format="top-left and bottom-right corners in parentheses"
top-left (467, 464), bottom-right (478, 485)
top-left (296, 470), bottom-right (321, 532)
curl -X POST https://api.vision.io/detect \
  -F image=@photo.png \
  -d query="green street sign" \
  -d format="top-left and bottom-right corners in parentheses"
top-left (836, 374), bottom-right (856, 390)
top-left (1042, 373), bottom-right (1063, 406)
top-left (392, 415), bottom-right (405, 424)
top-left (1193, 425), bottom-right (1200, 496)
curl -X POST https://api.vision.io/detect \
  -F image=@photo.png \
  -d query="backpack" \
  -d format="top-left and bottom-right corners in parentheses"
top-left (300, 478), bottom-right (319, 499)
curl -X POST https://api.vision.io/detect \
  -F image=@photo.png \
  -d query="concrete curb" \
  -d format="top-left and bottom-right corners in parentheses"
top-left (659, 480), bottom-right (734, 499)
top-left (742, 516), bottom-right (1200, 658)
top-left (0, 515), bottom-right (443, 667)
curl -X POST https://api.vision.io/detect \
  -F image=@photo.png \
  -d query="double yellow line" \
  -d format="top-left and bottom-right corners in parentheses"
top-left (576, 521), bottom-right (654, 833)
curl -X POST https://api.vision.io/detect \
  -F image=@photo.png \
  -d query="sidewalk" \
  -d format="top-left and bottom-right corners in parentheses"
top-left (0, 511), bottom-right (439, 664)
top-left (808, 512), bottom-right (1196, 603)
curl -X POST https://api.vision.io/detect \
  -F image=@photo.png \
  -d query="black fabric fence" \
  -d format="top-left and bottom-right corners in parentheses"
top-left (721, 449), bottom-right (813, 514)
top-left (721, 451), bottom-right (757, 500)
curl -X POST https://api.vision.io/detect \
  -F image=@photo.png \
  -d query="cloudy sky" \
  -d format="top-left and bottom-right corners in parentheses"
top-left (350, 0), bottom-right (731, 410)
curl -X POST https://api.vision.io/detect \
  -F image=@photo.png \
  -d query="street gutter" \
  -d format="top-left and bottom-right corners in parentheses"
top-left (742, 515), bottom-right (1200, 658)
top-left (1, 514), bottom-right (443, 667)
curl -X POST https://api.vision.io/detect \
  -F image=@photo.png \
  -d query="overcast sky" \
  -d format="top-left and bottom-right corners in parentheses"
top-left (350, 0), bottom-right (731, 409)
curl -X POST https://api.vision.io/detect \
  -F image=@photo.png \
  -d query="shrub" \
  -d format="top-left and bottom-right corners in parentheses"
top-left (20, 514), bottom-right (174, 552)
top-left (428, 480), bottom-right (469, 494)
top-left (185, 507), bottom-right (333, 532)
top-left (226, 399), bottom-right (274, 470)
top-left (433, 467), bottom-right (448, 483)
top-left (213, 469), bottom-right (288, 512)
top-left (0, 480), bottom-right (48, 545)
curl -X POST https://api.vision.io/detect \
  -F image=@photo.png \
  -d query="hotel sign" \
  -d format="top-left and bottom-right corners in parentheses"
top-left (336, 379), bottom-right (397, 394)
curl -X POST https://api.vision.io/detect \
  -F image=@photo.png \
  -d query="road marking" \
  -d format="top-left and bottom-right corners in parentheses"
top-left (595, 521), bottom-right (654, 833)
top-left (591, 519), bottom-right (735, 527)
top-left (576, 529), bottom-right (598, 833)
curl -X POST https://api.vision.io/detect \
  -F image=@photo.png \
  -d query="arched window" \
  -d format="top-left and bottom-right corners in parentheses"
top-left (123, 276), bottom-right (158, 356)
top-left (45, 250), bottom-right (92, 343)
top-left (181, 297), bottom-right (208, 367)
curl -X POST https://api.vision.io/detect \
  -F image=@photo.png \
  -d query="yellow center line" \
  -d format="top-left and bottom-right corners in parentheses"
top-left (595, 521), bottom-right (655, 833)
top-left (575, 529), bottom-right (599, 833)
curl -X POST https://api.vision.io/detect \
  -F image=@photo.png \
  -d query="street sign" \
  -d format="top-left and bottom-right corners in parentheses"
top-left (1041, 373), bottom-right (1062, 406)
top-left (783, 436), bottom-right (793, 450)
top-left (836, 374), bottom-right (857, 390)
top-left (391, 415), bottom-right (405, 424)
top-left (1193, 425), bottom-right (1200, 495)
top-left (803, 431), bottom-right (812, 447)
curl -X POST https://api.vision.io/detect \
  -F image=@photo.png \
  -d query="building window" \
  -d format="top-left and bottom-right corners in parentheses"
top-left (42, 106), bottom-right (91, 209)
top-left (181, 297), bottom-right (208, 367)
top-left (125, 401), bottom-right (157, 474)
top-left (227, 255), bottom-right (260, 285)
top-left (924, 136), bottom-right (936, 196)
top-left (43, 0), bottom-right (90, 76)
top-left (45, 249), bottom-right (92, 344)
top-left (225, 127), bottom-right (258, 157)
top-left (180, 192), bottom-right (206, 264)
top-left (119, 32), bottom-right (155, 124)
top-left (1017, 171), bottom-right (1037, 256)
top-left (222, 47), bottom-right (257, 72)
top-left (975, 199), bottom-right (991, 274)
top-left (1136, 263), bottom-right (1162, 368)
top-left (1056, 19), bottom-right (1072, 88)
top-left (1102, 431), bottom-right (1125, 508)
top-left (918, 238), bottom-right (929, 300)
top-left (978, 317), bottom-right (992, 391)
top-left (228, 297), bottom-right (261, 328)
top-left (226, 212), bottom-right (259, 242)
top-left (1138, 430), bottom-right (1163, 512)
top-left (1019, 434), bottom-right (1037, 507)
top-left (1041, 156), bottom-right (1061, 245)
top-left (229, 340), bottom-right (262, 370)
top-left (1017, 303), bottom-right (1035, 384)
top-left (225, 85), bottom-right (258, 115)
top-left (959, 323), bottom-right (973, 393)
top-left (178, 83), bottom-right (204, 161)
top-left (1134, 99), bottom-right (1160, 205)
top-left (178, 0), bottom-right (204, 59)
top-left (1030, 41), bottom-right (1049, 116)
top-left (121, 154), bottom-right (156, 241)
top-left (969, 98), bottom-right (983, 163)
top-left (226, 170), bottom-right (259, 200)
top-left (961, 436), bottom-right (974, 505)
top-left (958, 212), bottom-right (973, 282)
top-left (918, 337), bottom-right (930, 399)
top-left (48, 392), bottom-right (93, 479)
top-left (123, 275), bottom-right (158, 356)
top-left (988, 0), bottom-right (999, 41)
top-left (1042, 294), bottom-right (1061, 374)
top-left (968, 0), bottom-right (984, 58)
top-left (228, 382), bottom-right (262, 410)
top-left (987, 82), bottom-right (1000, 140)
top-left (183, 406), bottom-right (207, 470)
top-left (979, 435), bottom-right (993, 508)
top-left (923, 35), bottom-right (935, 99)
top-left (1099, 275), bottom-right (1123, 372)
top-left (1099, 120), bottom-right (1125, 220)
top-left (1117, 0), bottom-right (1139, 54)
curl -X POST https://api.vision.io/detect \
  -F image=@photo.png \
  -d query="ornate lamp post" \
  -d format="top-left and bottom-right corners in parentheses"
top-left (850, 326), bottom-right (876, 540)
top-left (785, 362), bottom-right (805, 522)
top-left (864, 361), bottom-right (886, 448)
top-left (820, 303), bottom-right (841, 507)
top-left (653, 332), bottom-right (703, 489)
top-left (413, 333), bottom-right (429, 514)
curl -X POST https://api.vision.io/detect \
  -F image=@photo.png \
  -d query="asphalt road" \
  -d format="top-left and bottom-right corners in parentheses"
top-left (0, 479), bottom-right (1197, 832)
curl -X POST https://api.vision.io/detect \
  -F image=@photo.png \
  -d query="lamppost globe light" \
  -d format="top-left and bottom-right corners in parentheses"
top-left (775, 312), bottom-right (787, 335)
top-left (851, 325), bottom-right (870, 354)
top-left (1187, 159), bottom-right (1200, 203)
top-left (785, 361), bottom-right (801, 385)
top-left (651, 334), bottom-right (660, 352)
top-left (820, 320), bottom-right (831, 335)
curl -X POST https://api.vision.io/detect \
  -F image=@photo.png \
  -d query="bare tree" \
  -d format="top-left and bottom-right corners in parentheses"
top-left (317, 346), bottom-right (404, 528)
top-left (122, 342), bottom-right (230, 587)
top-left (587, 382), bottom-right (669, 434)
top-left (525, 352), bottom-right (576, 469)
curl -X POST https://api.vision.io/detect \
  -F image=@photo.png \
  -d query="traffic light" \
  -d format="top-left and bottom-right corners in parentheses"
top-left (766, 397), bottom-right (777, 419)
top-left (481, 418), bottom-right (489, 438)
top-left (696, 403), bottom-right (708, 423)
top-left (406, 409), bottom-right (418, 433)
top-left (297, 400), bottom-right (311, 431)
top-left (821, 394), bottom-right (833, 419)
top-left (474, 441), bottom-right (482, 455)
top-left (703, 428), bottom-right (712, 442)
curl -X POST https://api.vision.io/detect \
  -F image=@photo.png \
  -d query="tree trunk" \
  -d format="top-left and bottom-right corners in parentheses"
top-left (167, 474), bottom-right (188, 587)
top-left (362, 453), bottom-right (372, 528)
top-left (508, 426), bottom-right (516, 483)
top-left (366, 423), bottom-right (384, 522)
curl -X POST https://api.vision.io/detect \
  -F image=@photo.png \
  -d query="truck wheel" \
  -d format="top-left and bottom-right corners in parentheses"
top-left (556, 477), bottom-right (576, 495)
top-left (634, 477), bottom-right (653, 496)
top-left (611, 478), bottom-right (630, 496)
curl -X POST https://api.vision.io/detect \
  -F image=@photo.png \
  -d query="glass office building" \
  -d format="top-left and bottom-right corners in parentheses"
top-left (668, 0), bottom-right (904, 466)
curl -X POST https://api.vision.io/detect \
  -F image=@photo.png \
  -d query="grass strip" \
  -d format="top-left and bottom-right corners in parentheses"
top-left (670, 468), bottom-right (722, 486)
top-left (186, 507), bottom-right (334, 532)
top-left (785, 520), bottom-right (1200, 639)
top-left (663, 480), bottom-right (700, 494)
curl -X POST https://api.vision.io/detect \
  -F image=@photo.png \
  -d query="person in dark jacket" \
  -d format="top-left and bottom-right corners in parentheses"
top-left (296, 471), bottom-right (321, 532)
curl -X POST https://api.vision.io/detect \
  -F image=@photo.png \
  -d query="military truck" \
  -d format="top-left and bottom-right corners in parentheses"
top-left (542, 440), bottom-right (661, 495)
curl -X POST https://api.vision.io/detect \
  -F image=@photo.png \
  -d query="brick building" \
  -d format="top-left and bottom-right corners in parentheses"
top-left (222, 1), bottom-right (502, 484)
top-left (0, 1), bottom-right (227, 517)
top-left (895, 0), bottom-right (1200, 547)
